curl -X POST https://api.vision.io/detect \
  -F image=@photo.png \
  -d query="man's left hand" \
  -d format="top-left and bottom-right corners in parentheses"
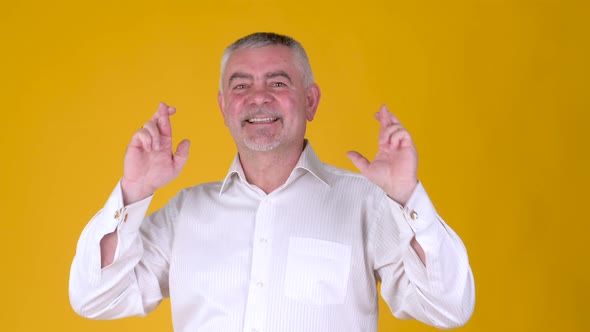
top-left (347, 104), bottom-right (418, 206)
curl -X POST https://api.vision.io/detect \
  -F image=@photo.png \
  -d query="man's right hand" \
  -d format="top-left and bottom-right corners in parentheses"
top-left (121, 102), bottom-right (191, 205)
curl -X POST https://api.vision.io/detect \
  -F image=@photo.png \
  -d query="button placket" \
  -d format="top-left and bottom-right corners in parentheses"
top-left (243, 197), bottom-right (274, 332)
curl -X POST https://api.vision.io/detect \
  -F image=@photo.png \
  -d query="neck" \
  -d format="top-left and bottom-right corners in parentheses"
top-left (238, 142), bottom-right (305, 194)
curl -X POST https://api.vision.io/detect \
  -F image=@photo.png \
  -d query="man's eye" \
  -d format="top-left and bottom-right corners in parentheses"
top-left (272, 82), bottom-right (287, 87)
top-left (232, 84), bottom-right (248, 90)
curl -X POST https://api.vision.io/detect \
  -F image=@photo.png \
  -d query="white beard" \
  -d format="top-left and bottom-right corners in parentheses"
top-left (243, 127), bottom-right (283, 151)
top-left (240, 108), bottom-right (284, 151)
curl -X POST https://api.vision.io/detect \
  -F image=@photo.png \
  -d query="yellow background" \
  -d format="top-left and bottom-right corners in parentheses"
top-left (1, 0), bottom-right (588, 331)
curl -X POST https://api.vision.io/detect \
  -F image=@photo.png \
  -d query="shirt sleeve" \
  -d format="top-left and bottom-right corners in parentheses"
top-left (69, 181), bottom-right (175, 319)
top-left (372, 182), bottom-right (475, 329)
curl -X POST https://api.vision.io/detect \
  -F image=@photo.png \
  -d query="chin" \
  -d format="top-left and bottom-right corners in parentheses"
top-left (243, 139), bottom-right (282, 152)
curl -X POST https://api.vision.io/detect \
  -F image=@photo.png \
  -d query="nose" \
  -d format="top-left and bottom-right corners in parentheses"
top-left (247, 85), bottom-right (273, 106)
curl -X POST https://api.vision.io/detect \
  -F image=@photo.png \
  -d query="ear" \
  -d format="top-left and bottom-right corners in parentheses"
top-left (305, 83), bottom-right (321, 122)
top-left (217, 91), bottom-right (228, 126)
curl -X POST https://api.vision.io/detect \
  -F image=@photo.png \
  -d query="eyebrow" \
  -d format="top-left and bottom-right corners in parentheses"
top-left (227, 72), bottom-right (253, 87)
top-left (265, 71), bottom-right (293, 84)
top-left (227, 70), bottom-right (293, 88)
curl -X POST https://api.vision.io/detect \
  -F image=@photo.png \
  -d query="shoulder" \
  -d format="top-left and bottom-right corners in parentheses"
top-left (159, 181), bottom-right (224, 210)
top-left (320, 163), bottom-right (384, 197)
top-left (178, 180), bottom-right (224, 198)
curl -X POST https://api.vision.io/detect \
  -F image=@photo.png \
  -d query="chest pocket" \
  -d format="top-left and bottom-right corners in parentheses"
top-left (284, 237), bottom-right (352, 306)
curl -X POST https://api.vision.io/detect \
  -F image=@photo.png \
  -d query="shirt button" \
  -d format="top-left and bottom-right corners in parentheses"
top-left (256, 281), bottom-right (264, 288)
top-left (410, 210), bottom-right (419, 220)
top-left (259, 237), bottom-right (268, 243)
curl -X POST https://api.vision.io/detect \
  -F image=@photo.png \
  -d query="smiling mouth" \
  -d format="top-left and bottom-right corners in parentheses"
top-left (246, 117), bottom-right (278, 124)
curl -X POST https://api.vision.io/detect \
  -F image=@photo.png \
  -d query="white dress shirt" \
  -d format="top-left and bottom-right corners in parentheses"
top-left (69, 142), bottom-right (474, 332)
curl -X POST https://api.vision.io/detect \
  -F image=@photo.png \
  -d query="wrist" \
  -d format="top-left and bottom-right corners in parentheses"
top-left (386, 179), bottom-right (418, 206)
top-left (121, 177), bottom-right (154, 205)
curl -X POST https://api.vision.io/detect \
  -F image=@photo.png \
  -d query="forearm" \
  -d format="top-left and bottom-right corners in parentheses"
top-left (69, 181), bottom-right (155, 319)
top-left (70, 225), bottom-right (147, 319)
top-left (409, 237), bottom-right (426, 266)
top-left (377, 183), bottom-right (475, 328)
top-left (100, 230), bottom-right (118, 268)
top-left (400, 214), bottom-right (475, 328)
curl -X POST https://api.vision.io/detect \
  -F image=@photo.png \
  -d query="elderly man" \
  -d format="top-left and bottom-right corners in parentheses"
top-left (70, 32), bottom-right (475, 331)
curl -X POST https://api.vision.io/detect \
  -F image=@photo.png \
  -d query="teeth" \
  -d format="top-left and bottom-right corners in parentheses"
top-left (248, 117), bottom-right (276, 123)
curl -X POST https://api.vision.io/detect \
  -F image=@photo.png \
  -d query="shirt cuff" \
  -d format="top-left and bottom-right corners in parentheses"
top-left (387, 181), bottom-right (439, 235)
top-left (101, 180), bottom-right (153, 236)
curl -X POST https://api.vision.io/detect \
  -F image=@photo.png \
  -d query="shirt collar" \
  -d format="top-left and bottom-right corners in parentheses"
top-left (219, 140), bottom-right (331, 195)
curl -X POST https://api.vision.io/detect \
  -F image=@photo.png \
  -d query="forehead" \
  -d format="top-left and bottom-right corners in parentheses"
top-left (224, 45), bottom-right (301, 79)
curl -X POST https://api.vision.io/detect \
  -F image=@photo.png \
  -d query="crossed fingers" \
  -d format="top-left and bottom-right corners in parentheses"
top-left (134, 102), bottom-right (176, 152)
top-left (376, 105), bottom-right (413, 149)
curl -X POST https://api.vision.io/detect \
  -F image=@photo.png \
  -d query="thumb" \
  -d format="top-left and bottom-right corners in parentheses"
top-left (346, 151), bottom-right (370, 174)
top-left (173, 139), bottom-right (191, 170)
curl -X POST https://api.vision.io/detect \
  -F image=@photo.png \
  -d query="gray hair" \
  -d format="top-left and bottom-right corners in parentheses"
top-left (219, 32), bottom-right (315, 91)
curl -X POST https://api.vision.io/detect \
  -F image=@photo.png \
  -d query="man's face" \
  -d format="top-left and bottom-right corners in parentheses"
top-left (218, 45), bottom-right (320, 154)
